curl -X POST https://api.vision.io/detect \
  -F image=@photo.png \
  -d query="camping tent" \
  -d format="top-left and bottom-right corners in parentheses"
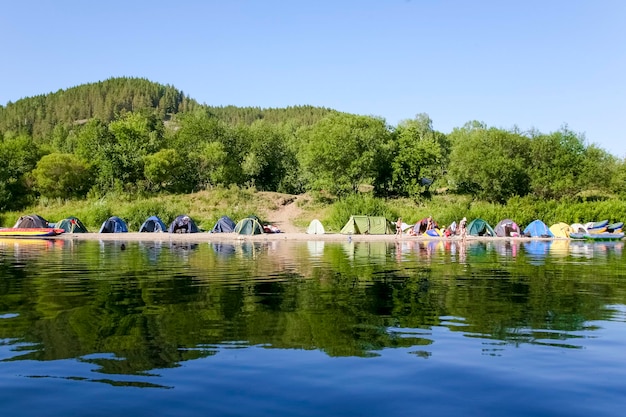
top-left (523, 219), bottom-right (554, 238)
top-left (467, 218), bottom-right (496, 237)
top-left (139, 216), bottom-right (168, 232)
top-left (168, 215), bottom-right (199, 233)
top-left (340, 215), bottom-right (394, 235)
top-left (211, 216), bottom-right (236, 233)
top-left (443, 221), bottom-right (458, 237)
top-left (234, 216), bottom-right (265, 235)
top-left (570, 223), bottom-right (586, 234)
top-left (549, 222), bottom-right (572, 238)
top-left (56, 216), bottom-right (89, 233)
top-left (306, 219), bottom-right (325, 235)
top-left (424, 229), bottom-right (442, 237)
top-left (13, 214), bottom-right (49, 228)
top-left (494, 219), bottom-right (521, 237)
top-left (99, 216), bottom-right (128, 233)
top-left (412, 217), bottom-right (439, 235)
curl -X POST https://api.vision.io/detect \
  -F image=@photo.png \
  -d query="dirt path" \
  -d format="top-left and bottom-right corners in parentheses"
top-left (266, 195), bottom-right (304, 233)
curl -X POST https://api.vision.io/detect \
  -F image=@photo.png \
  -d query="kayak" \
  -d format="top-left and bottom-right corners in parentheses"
top-left (607, 222), bottom-right (623, 233)
top-left (570, 232), bottom-right (624, 241)
top-left (585, 220), bottom-right (609, 230)
top-left (0, 227), bottom-right (65, 237)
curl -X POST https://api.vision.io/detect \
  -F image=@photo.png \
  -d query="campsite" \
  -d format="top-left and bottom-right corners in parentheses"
top-left (2, 207), bottom-right (623, 243)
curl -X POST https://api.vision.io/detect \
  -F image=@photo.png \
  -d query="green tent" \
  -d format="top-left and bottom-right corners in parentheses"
top-left (55, 216), bottom-right (89, 233)
top-left (340, 215), bottom-right (394, 235)
top-left (234, 216), bottom-right (265, 235)
top-left (467, 218), bottom-right (496, 237)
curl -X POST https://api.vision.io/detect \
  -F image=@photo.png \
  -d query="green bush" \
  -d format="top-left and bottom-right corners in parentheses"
top-left (83, 200), bottom-right (112, 228)
top-left (120, 200), bottom-right (184, 231)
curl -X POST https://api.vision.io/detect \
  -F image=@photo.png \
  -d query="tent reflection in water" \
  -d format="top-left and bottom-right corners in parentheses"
top-left (139, 216), bottom-right (168, 233)
top-left (211, 242), bottom-right (236, 258)
top-left (234, 216), bottom-right (264, 235)
top-left (307, 241), bottom-right (325, 257)
top-left (523, 240), bottom-right (552, 265)
top-left (99, 216), bottom-right (129, 233)
top-left (56, 216), bottom-right (89, 233)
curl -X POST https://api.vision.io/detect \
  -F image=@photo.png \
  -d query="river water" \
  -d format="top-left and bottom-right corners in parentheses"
top-left (1, 237), bottom-right (625, 416)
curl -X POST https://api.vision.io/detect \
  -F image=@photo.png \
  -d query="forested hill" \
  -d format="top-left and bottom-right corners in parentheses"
top-left (2, 76), bottom-right (624, 220)
top-left (0, 77), bottom-right (338, 140)
top-left (0, 77), bottom-right (199, 138)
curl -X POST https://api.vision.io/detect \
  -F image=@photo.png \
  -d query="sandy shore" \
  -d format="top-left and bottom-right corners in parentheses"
top-left (54, 232), bottom-right (555, 243)
top-left (58, 232), bottom-right (398, 242)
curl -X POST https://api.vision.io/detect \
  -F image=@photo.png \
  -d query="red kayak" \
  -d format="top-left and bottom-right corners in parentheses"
top-left (0, 227), bottom-right (65, 237)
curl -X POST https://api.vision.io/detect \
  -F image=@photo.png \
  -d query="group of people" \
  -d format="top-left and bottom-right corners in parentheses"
top-left (396, 216), bottom-right (468, 239)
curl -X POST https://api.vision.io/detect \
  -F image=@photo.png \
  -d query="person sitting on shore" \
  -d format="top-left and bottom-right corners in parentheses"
top-left (426, 216), bottom-right (434, 231)
top-left (172, 216), bottom-right (192, 233)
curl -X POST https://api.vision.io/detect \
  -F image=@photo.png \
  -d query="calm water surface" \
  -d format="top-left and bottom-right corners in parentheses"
top-left (1, 238), bottom-right (626, 417)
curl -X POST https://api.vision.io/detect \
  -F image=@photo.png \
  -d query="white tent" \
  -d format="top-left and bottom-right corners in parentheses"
top-left (306, 219), bottom-right (325, 234)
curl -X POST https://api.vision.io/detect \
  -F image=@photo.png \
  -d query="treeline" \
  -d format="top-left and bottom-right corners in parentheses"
top-left (0, 77), bottom-right (625, 212)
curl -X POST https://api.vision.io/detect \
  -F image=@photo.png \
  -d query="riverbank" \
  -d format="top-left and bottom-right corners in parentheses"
top-left (52, 232), bottom-right (558, 243)
top-left (4, 189), bottom-right (626, 242)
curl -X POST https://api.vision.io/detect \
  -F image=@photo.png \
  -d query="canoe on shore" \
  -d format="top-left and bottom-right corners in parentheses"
top-left (0, 228), bottom-right (65, 237)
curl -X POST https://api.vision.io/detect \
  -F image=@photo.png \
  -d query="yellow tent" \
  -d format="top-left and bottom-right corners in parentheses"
top-left (549, 222), bottom-right (572, 238)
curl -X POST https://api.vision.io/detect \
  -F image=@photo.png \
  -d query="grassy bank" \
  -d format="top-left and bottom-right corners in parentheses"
top-left (0, 186), bottom-right (290, 232)
top-left (2, 187), bottom-right (626, 232)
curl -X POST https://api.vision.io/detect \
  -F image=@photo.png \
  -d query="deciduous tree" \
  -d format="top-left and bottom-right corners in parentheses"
top-left (448, 123), bottom-right (530, 203)
top-left (298, 114), bottom-right (391, 196)
top-left (390, 113), bottom-right (449, 197)
top-left (32, 153), bottom-right (92, 199)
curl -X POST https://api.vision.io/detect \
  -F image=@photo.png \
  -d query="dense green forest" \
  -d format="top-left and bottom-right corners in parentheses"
top-left (1, 77), bottom-right (625, 218)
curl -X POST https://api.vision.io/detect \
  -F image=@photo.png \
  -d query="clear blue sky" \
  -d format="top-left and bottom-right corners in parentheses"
top-left (2, 1), bottom-right (625, 156)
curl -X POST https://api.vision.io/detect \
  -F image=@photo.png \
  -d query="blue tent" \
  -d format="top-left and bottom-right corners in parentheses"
top-left (211, 216), bottom-right (236, 233)
top-left (523, 220), bottom-right (554, 238)
top-left (168, 215), bottom-right (199, 233)
top-left (99, 216), bottom-right (128, 233)
top-left (139, 216), bottom-right (168, 232)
